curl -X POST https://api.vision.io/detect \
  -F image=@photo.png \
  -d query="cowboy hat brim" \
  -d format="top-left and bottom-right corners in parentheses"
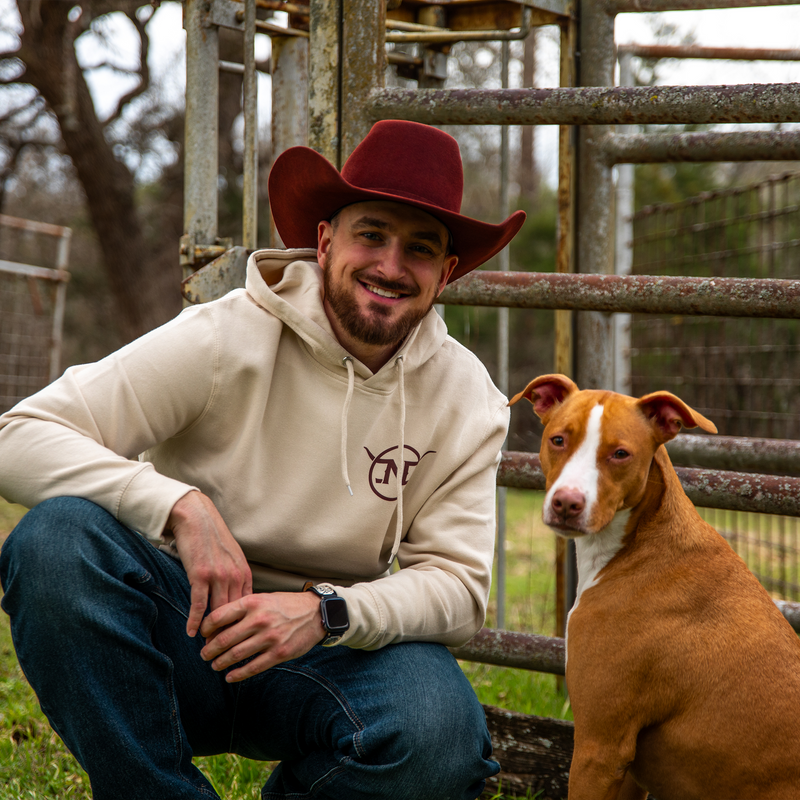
top-left (268, 146), bottom-right (526, 283)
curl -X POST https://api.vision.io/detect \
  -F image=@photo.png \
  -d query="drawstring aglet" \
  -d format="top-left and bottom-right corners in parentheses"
top-left (346, 484), bottom-right (353, 497)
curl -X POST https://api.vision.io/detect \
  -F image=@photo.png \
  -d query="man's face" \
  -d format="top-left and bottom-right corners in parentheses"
top-left (317, 201), bottom-right (458, 365)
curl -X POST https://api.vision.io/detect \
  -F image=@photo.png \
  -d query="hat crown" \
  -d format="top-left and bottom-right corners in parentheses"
top-left (341, 121), bottom-right (464, 214)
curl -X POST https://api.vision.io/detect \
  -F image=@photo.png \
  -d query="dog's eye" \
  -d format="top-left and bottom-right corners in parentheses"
top-left (613, 449), bottom-right (630, 460)
top-left (551, 435), bottom-right (565, 448)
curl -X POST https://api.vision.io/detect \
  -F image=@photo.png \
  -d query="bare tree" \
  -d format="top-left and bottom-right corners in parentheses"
top-left (1, 0), bottom-right (183, 342)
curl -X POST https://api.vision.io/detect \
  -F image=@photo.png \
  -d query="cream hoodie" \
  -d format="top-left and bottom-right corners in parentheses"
top-left (0, 249), bottom-right (509, 649)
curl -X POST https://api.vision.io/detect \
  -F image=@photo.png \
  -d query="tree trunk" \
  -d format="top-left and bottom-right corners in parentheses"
top-left (16, 0), bottom-right (181, 342)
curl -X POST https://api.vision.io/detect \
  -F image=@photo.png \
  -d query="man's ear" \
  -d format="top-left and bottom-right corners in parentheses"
top-left (317, 220), bottom-right (333, 267)
top-left (637, 391), bottom-right (718, 445)
top-left (435, 254), bottom-right (459, 296)
top-left (509, 374), bottom-right (578, 422)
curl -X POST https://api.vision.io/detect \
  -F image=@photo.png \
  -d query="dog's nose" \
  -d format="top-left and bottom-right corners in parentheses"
top-left (551, 488), bottom-right (585, 520)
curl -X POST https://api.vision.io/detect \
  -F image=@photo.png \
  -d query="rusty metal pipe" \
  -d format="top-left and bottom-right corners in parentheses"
top-left (497, 451), bottom-right (800, 518)
top-left (667, 435), bottom-right (800, 475)
top-left (367, 83), bottom-right (800, 126)
top-left (449, 628), bottom-right (566, 675)
top-left (618, 43), bottom-right (800, 62)
top-left (440, 271), bottom-right (800, 319)
top-left (599, 130), bottom-right (800, 164)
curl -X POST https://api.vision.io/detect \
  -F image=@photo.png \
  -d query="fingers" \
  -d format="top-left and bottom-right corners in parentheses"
top-left (166, 491), bottom-right (253, 637)
top-left (186, 583), bottom-right (210, 638)
top-left (198, 593), bottom-right (324, 682)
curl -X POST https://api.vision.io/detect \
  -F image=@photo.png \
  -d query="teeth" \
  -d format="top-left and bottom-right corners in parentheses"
top-left (367, 284), bottom-right (402, 299)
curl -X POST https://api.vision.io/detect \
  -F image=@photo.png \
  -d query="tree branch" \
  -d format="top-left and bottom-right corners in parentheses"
top-left (102, 9), bottom-right (150, 126)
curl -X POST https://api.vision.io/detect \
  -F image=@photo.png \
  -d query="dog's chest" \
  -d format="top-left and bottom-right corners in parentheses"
top-left (565, 511), bottom-right (630, 662)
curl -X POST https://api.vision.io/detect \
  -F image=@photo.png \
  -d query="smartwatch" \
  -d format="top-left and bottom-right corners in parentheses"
top-left (303, 582), bottom-right (350, 646)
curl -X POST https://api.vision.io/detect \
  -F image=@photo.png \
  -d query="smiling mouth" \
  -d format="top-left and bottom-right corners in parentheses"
top-left (360, 280), bottom-right (414, 300)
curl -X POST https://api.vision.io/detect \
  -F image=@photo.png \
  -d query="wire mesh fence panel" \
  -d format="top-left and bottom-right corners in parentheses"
top-left (630, 172), bottom-right (800, 601)
top-left (0, 270), bottom-right (60, 414)
top-left (0, 216), bottom-right (71, 415)
top-left (630, 171), bottom-right (800, 439)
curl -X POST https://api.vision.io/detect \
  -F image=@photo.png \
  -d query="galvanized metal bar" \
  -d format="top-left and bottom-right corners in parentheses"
top-left (555, 13), bottom-right (577, 649)
top-left (497, 451), bottom-right (800, 517)
top-left (340, 0), bottom-right (385, 162)
top-left (366, 83), bottom-right (800, 126)
top-left (440, 271), bottom-right (800, 318)
top-left (613, 51), bottom-right (634, 395)
top-left (667, 434), bottom-right (800, 475)
top-left (49, 279), bottom-right (68, 384)
top-left (0, 260), bottom-right (70, 283)
top-left (270, 33), bottom-right (309, 246)
top-left (0, 214), bottom-right (71, 239)
top-left (600, 130), bottom-right (800, 164)
top-left (242, 0), bottom-right (258, 250)
top-left (449, 628), bottom-right (566, 675)
top-left (308, 0), bottom-right (341, 166)
top-left (50, 228), bottom-right (72, 384)
top-left (575, 0), bottom-right (615, 395)
top-left (184, 0), bottom-right (219, 263)
top-left (496, 41), bottom-right (511, 633)
top-left (617, 44), bottom-right (800, 62)
top-left (614, 0), bottom-right (799, 13)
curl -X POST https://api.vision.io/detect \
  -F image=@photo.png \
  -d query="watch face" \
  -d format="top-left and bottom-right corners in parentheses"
top-left (322, 597), bottom-right (349, 631)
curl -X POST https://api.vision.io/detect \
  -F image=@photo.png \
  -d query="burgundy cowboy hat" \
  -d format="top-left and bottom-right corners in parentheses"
top-left (268, 120), bottom-right (526, 283)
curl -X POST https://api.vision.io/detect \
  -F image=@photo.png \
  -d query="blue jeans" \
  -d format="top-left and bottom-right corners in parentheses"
top-left (0, 497), bottom-right (499, 800)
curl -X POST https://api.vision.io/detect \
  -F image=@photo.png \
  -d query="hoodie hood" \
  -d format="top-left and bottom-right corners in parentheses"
top-left (245, 248), bottom-right (449, 385)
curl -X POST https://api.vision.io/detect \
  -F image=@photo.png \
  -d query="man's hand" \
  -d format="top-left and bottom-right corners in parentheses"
top-left (166, 491), bottom-right (253, 638)
top-left (199, 591), bottom-right (324, 682)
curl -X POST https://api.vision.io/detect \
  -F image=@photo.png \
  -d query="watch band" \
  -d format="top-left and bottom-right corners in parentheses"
top-left (303, 582), bottom-right (350, 646)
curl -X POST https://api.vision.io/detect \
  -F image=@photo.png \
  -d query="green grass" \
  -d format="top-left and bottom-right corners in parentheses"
top-left (0, 494), bottom-right (565, 799)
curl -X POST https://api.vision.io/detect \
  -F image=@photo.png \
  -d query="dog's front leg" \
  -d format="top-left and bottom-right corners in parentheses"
top-left (568, 739), bottom-right (646, 800)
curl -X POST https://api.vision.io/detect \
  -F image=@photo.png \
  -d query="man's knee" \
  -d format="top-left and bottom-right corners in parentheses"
top-left (359, 644), bottom-right (497, 798)
top-left (0, 497), bottom-right (130, 608)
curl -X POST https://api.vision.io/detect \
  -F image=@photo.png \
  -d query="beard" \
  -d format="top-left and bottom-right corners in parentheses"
top-left (323, 245), bottom-right (435, 348)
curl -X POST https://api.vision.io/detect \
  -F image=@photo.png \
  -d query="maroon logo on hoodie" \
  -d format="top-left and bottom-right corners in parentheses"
top-left (365, 445), bottom-right (435, 501)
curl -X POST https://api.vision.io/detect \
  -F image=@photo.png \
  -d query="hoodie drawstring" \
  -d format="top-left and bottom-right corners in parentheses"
top-left (339, 354), bottom-right (407, 566)
top-left (389, 355), bottom-right (406, 563)
top-left (340, 356), bottom-right (355, 496)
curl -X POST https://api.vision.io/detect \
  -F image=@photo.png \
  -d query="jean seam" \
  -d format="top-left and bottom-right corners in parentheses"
top-left (271, 664), bottom-right (365, 732)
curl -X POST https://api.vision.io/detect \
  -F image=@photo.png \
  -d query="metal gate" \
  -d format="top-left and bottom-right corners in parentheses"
top-left (179, 2), bottom-right (800, 796)
top-left (0, 214), bottom-right (71, 415)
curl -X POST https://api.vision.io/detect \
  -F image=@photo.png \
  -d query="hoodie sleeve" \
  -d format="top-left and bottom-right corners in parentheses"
top-left (0, 304), bottom-right (219, 537)
top-left (335, 398), bottom-right (509, 650)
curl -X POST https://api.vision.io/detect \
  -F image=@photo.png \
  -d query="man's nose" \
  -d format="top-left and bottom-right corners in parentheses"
top-left (375, 241), bottom-right (407, 279)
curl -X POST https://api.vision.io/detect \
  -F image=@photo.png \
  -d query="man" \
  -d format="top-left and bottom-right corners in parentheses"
top-left (0, 120), bottom-right (525, 799)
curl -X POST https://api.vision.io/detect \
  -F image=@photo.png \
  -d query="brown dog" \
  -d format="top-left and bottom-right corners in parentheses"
top-left (510, 374), bottom-right (800, 800)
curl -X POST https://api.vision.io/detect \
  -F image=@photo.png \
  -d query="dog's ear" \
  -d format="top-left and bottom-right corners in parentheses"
top-left (638, 391), bottom-right (718, 444)
top-left (509, 374), bottom-right (579, 421)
